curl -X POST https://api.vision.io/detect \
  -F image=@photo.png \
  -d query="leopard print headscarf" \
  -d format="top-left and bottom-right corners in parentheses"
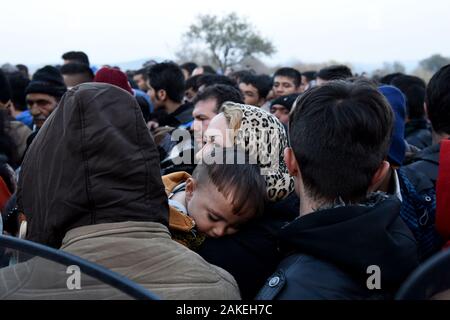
top-left (222, 102), bottom-right (295, 201)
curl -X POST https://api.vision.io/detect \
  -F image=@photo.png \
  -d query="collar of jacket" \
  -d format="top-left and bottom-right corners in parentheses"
top-left (60, 221), bottom-right (171, 249)
top-left (277, 195), bottom-right (419, 288)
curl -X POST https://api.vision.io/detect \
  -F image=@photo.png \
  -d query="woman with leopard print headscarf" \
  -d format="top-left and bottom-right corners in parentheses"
top-left (196, 102), bottom-right (294, 201)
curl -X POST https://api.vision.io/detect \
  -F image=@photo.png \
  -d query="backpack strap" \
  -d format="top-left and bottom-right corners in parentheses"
top-left (436, 139), bottom-right (450, 248)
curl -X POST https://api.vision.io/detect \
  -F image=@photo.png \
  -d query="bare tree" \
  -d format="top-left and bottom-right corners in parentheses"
top-left (182, 13), bottom-right (275, 72)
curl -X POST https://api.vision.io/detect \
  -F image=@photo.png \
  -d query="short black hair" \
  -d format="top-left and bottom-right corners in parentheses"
top-left (134, 68), bottom-right (149, 79)
top-left (425, 64), bottom-right (450, 135)
top-left (185, 74), bottom-right (202, 91)
top-left (201, 65), bottom-right (216, 75)
top-left (289, 80), bottom-right (393, 203)
top-left (0, 69), bottom-right (11, 104)
top-left (273, 67), bottom-right (302, 87)
top-left (6, 72), bottom-right (30, 111)
top-left (229, 69), bottom-right (256, 83)
top-left (316, 65), bottom-right (353, 81)
top-left (192, 84), bottom-right (244, 113)
top-left (60, 62), bottom-right (94, 79)
top-left (193, 147), bottom-right (266, 217)
top-left (379, 72), bottom-right (404, 85)
top-left (147, 62), bottom-right (185, 103)
top-left (302, 71), bottom-right (317, 82)
top-left (391, 75), bottom-right (426, 120)
top-left (61, 51), bottom-right (90, 66)
top-left (239, 74), bottom-right (272, 99)
top-left (15, 64), bottom-right (29, 78)
top-left (197, 74), bottom-right (238, 90)
top-left (180, 62), bottom-right (198, 76)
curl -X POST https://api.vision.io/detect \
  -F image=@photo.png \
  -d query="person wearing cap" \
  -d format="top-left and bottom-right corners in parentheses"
top-left (94, 67), bottom-right (152, 123)
top-left (25, 65), bottom-right (67, 131)
top-left (375, 85), bottom-right (407, 198)
top-left (376, 85), bottom-right (442, 260)
top-left (270, 93), bottom-right (300, 126)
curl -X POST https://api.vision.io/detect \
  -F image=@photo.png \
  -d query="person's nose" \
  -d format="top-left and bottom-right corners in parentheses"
top-left (211, 225), bottom-right (226, 238)
top-left (29, 103), bottom-right (41, 115)
top-left (193, 119), bottom-right (202, 135)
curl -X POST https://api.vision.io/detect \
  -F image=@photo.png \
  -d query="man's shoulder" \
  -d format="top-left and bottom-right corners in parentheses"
top-left (256, 253), bottom-right (369, 300)
top-left (172, 103), bottom-right (194, 125)
top-left (405, 143), bottom-right (441, 185)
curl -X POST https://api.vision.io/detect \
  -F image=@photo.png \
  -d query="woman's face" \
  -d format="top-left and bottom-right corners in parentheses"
top-left (195, 113), bottom-right (232, 161)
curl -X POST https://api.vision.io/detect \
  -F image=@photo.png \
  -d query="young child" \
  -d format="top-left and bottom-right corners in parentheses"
top-left (163, 147), bottom-right (267, 249)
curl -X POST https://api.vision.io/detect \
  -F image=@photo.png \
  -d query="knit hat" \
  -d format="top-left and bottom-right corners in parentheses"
top-left (25, 66), bottom-right (67, 98)
top-left (379, 85), bottom-right (406, 166)
top-left (94, 67), bottom-right (133, 95)
top-left (270, 93), bottom-right (300, 112)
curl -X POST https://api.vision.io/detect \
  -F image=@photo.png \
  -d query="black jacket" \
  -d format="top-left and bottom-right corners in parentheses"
top-left (197, 192), bottom-right (299, 299)
top-left (406, 142), bottom-right (441, 186)
top-left (405, 119), bottom-right (432, 150)
top-left (156, 103), bottom-right (194, 128)
top-left (256, 195), bottom-right (419, 300)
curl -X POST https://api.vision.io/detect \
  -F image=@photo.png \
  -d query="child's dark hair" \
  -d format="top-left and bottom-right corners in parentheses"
top-left (192, 147), bottom-right (266, 217)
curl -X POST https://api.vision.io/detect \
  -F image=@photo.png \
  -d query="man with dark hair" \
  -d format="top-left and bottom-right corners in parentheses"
top-left (257, 80), bottom-right (418, 299)
top-left (147, 62), bottom-right (193, 128)
top-left (192, 65), bottom-right (216, 76)
top-left (238, 74), bottom-right (272, 107)
top-left (180, 62), bottom-right (198, 80)
top-left (301, 70), bottom-right (316, 92)
top-left (316, 64), bottom-right (353, 85)
top-left (132, 68), bottom-right (150, 92)
top-left (25, 66), bottom-right (67, 131)
top-left (184, 75), bottom-right (201, 103)
top-left (0, 70), bottom-right (31, 162)
top-left (192, 84), bottom-right (243, 146)
top-left (391, 75), bottom-right (431, 149)
top-left (270, 93), bottom-right (299, 125)
top-left (6, 72), bottom-right (32, 128)
top-left (60, 63), bottom-right (94, 88)
top-left (61, 51), bottom-right (90, 66)
top-left (380, 72), bottom-right (404, 85)
top-left (272, 67), bottom-right (302, 98)
top-left (197, 74), bottom-right (238, 92)
top-left (229, 69), bottom-right (255, 84)
top-left (377, 85), bottom-right (442, 260)
top-left (405, 64), bottom-right (450, 186)
top-left (15, 64), bottom-right (29, 79)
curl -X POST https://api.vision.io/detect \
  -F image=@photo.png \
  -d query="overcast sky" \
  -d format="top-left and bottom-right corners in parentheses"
top-left (1, 0), bottom-right (450, 68)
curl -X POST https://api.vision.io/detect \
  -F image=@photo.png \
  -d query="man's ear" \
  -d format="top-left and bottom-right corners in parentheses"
top-left (368, 160), bottom-right (390, 192)
top-left (284, 147), bottom-right (300, 177)
top-left (157, 89), bottom-right (167, 102)
top-left (424, 102), bottom-right (429, 119)
top-left (185, 177), bottom-right (196, 203)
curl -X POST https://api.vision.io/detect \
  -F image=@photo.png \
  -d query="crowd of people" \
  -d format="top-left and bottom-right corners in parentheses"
top-left (0, 50), bottom-right (449, 299)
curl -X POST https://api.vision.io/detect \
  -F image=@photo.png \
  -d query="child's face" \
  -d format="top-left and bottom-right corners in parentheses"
top-left (185, 178), bottom-right (255, 238)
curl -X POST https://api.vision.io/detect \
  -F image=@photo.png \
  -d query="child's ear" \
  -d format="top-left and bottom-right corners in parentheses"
top-left (185, 177), bottom-right (196, 202)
